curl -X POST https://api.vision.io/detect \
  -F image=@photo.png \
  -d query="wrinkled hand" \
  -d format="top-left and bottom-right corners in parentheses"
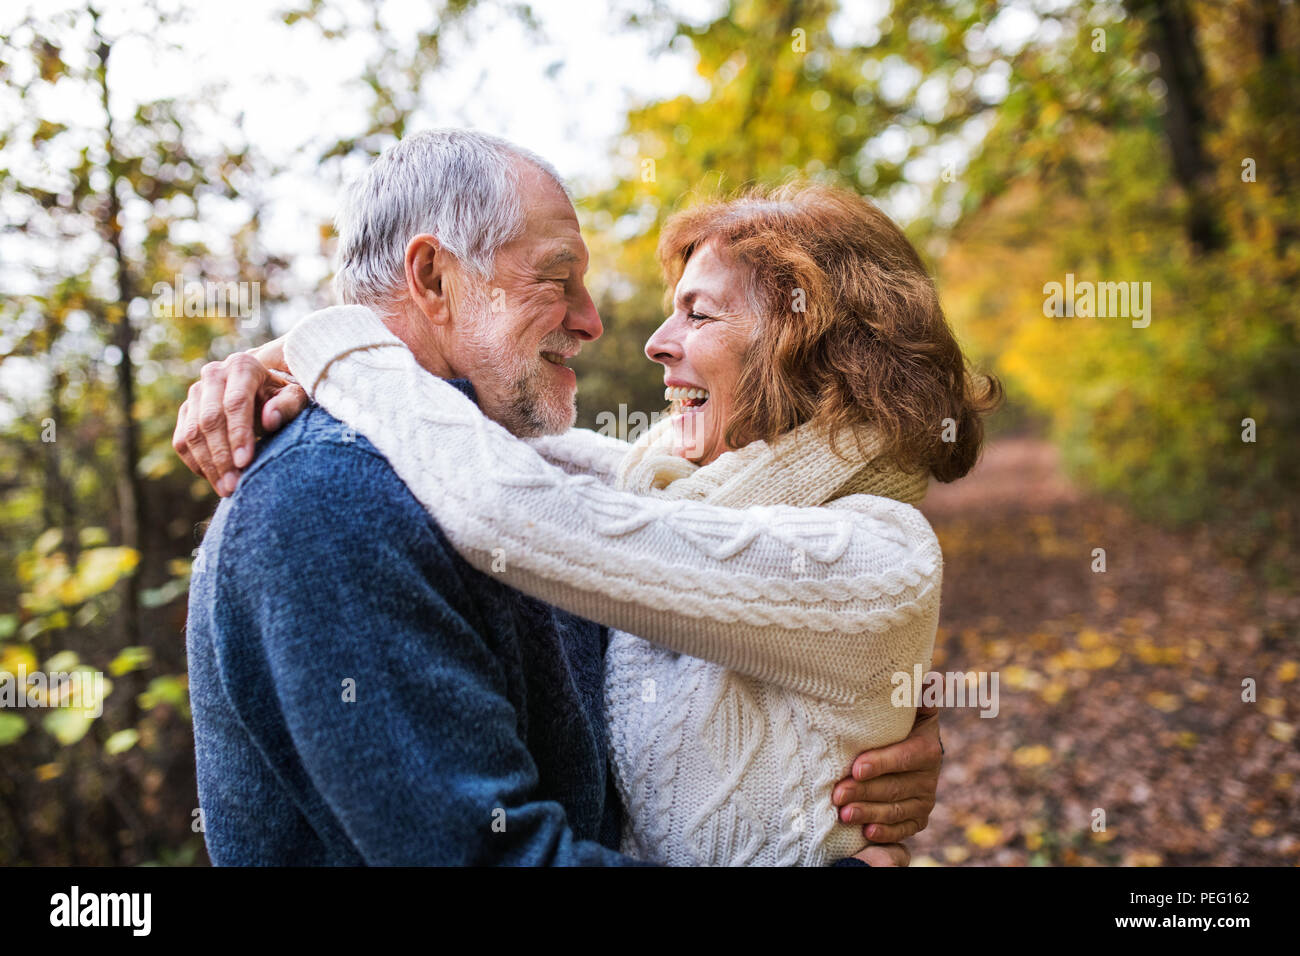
top-left (850, 843), bottom-right (911, 867)
top-left (831, 703), bottom-right (943, 846)
top-left (172, 337), bottom-right (309, 496)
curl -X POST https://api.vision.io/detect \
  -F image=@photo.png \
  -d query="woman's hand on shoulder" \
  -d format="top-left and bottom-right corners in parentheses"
top-left (172, 336), bottom-right (309, 496)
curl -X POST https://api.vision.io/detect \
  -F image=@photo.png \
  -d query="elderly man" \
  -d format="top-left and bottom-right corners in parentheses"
top-left (178, 129), bottom-right (941, 865)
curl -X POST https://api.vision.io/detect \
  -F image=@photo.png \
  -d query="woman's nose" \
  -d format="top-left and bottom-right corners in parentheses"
top-left (645, 317), bottom-right (682, 365)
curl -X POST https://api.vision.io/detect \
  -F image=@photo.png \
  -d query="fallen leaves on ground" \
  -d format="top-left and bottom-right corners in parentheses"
top-left (909, 438), bottom-right (1299, 866)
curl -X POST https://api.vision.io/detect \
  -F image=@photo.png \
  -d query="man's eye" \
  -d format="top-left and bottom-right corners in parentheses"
top-left (688, 312), bottom-right (713, 323)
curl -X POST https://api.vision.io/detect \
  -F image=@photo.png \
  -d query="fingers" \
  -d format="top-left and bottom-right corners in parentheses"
top-left (249, 334), bottom-right (289, 373)
top-left (172, 352), bottom-right (284, 498)
top-left (837, 795), bottom-right (931, 827)
top-left (850, 713), bottom-right (943, 781)
top-left (833, 770), bottom-right (936, 807)
top-left (833, 717), bottom-right (943, 840)
top-left (915, 672), bottom-right (942, 718)
top-left (177, 379), bottom-right (223, 491)
top-left (261, 380), bottom-right (308, 433)
top-left (222, 352), bottom-right (270, 471)
top-left (853, 843), bottom-right (911, 867)
top-left (859, 817), bottom-right (923, 844)
top-left (198, 361), bottom-right (239, 496)
top-left (172, 398), bottom-right (203, 478)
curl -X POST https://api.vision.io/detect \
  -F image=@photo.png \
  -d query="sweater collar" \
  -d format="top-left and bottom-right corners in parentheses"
top-left (284, 304), bottom-right (480, 409)
top-left (615, 414), bottom-right (929, 507)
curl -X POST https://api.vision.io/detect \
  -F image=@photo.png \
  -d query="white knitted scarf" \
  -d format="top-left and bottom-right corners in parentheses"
top-left (614, 413), bottom-right (929, 509)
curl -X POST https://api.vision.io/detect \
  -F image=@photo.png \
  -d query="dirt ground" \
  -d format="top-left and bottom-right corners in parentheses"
top-left (909, 437), bottom-right (1299, 866)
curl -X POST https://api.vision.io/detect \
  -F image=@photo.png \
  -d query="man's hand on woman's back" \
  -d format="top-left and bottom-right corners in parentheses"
top-left (832, 702), bottom-right (944, 866)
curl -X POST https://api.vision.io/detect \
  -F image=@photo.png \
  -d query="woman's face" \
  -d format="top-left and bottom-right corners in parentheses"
top-left (645, 241), bottom-right (759, 464)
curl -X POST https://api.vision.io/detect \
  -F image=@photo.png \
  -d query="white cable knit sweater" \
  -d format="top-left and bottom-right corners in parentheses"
top-left (284, 305), bottom-right (943, 866)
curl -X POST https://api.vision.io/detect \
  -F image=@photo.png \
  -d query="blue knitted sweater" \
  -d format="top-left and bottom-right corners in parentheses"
top-left (187, 385), bottom-right (639, 865)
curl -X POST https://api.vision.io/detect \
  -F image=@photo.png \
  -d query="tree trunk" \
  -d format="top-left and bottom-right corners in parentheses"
top-left (1128, 0), bottom-right (1227, 253)
top-left (93, 27), bottom-right (145, 653)
top-left (42, 363), bottom-right (79, 564)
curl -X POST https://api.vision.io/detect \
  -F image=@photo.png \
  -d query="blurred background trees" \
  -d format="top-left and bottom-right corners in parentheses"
top-left (578, 0), bottom-right (1298, 554)
top-left (1, 0), bottom-right (1295, 864)
top-left (0, 1), bottom-right (291, 862)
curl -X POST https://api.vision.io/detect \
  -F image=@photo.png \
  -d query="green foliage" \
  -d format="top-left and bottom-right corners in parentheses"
top-left (0, 1), bottom-right (288, 864)
top-left (940, 1), bottom-right (1300, 556)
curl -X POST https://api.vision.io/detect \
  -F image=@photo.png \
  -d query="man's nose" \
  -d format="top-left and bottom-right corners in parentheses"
top-left (565, 285), bottom-right (603, 341)
top-left (645, 316), bottom-right (682, 365)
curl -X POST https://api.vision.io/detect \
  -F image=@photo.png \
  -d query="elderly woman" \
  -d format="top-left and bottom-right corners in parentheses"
top-left (178, 181), bottom-right (997, 865)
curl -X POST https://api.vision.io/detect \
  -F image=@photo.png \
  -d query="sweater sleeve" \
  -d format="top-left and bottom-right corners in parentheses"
top-left (285, 307), bottom-right (942, 704)
top-left (524, 428), bottom-right (631, 484)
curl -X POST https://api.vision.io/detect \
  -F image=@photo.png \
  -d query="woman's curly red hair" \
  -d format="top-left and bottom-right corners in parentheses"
top-left (657, 182), bottom-right (1002, 482)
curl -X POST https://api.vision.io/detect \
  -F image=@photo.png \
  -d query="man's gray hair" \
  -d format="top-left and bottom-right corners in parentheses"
top-left (333, 128), bottom-right (566, 308)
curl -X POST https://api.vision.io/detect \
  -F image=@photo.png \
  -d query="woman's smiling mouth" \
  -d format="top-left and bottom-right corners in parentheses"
top-left (664, 384), bottom-right (709, 408)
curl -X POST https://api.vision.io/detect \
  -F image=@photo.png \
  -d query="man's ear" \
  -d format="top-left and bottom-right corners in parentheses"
top-left (405, 234), bottom-right (456, 326)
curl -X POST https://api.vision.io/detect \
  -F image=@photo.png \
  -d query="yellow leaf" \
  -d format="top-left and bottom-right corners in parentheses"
top-left (1077, 628), bottom-right (1105, 649)
top-left (1084, 646), bottom-right (1122, 669)
top-left (965, 823), bottom-right (1002, 848)
top-left (44, 650), bottom-right (79, 672)
top-left (984, 639), bottom-right (1012, 662)
top-left (1146, 691), bottom-right (1182, 713)
top-left (1046, 649), bottom-right (1088, 673)
top-left (0, 644), bottom-right (38, 678)
top-left (1013, 745), bottom-right (1053, 768)
top-left (63, 547), bottom-right (140, 605)
top-left (104, 729), bottom-right (139, 755)
top-left (0, 712), bottom-right (26, 746)
top-left (78, 527), bottom-right (109, 548)
top-left (1268, 722), bottom-right (1294, 743)
top-left (1277, 660), bottom-right (1297, 683)
top-left (109, 646), bottom-right (152, 676)
top-left (33, 528), bottom-right (62, 556)
top-left (1004, 665), bottom-right (1042, 690)
top-left (1040, 679), bottom-right (1068, 704)
top-left (42, 708), bottom-right (93, 746)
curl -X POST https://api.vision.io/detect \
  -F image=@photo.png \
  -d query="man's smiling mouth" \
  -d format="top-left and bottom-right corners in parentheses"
top-left (540, 351), bottom-right (574, 366)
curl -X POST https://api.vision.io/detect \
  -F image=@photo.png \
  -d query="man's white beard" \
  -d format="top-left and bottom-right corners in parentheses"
top-left (460, 282), bottom-right (580, 437)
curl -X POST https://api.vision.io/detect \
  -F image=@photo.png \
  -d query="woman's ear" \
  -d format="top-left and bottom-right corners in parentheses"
top-left (405, 234), bottom-right (453, 326)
